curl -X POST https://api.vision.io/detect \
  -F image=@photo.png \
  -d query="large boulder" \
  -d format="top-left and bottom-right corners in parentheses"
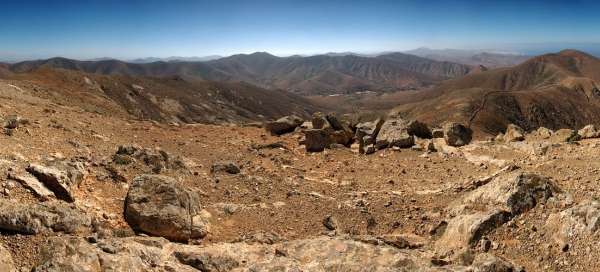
top-left (503, 124), bottom-right (525, 142)
top-left (264, 115), bottom-right (303, 135)
top-left (443, 122), bottom-right (472, 147)
top-left (375, 118), bottom-right (430, 149)
top-left (26, 161), bottom-right (86, 202)
top-left (355, 119), bottom-right (384, 154)
top-left (578, 124), bottom-right (600, 139)
top-left (125, 175), bottom-right (209, 241)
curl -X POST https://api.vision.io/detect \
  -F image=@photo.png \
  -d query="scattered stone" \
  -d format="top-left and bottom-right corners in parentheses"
top-left (264, 115), bottom-right (303, 135)
top-left (114, 145), bottom-right (188, 173)
top-left (443, 122), bottom-right (472, 147)
top-left (124, 175), bottom-right (209, 241)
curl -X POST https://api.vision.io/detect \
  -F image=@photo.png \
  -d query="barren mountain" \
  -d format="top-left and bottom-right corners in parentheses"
top-left (394, 50), bottom-right (600, 136)
top-left (3, 67), bottom-right (319, 124)
top-left (405, 47), bottom-right (530, 68)
top-left (9, 52), bottom-right (479, 96)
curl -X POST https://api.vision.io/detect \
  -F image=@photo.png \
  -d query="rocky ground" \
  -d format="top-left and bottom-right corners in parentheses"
top-left (1, 80), bottom-right (600, 271)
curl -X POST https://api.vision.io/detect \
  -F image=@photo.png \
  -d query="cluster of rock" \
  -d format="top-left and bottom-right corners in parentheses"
top-left (496, 123), bottom-right (600, 143)
top-left (112, 144), bottom-right (189, 174)
top-left (265, 113), bottom-right (473, 154)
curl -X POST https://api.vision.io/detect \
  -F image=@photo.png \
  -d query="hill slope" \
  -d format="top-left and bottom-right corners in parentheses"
top-left (9, 53), bottom-right (479, 95)
top-left (4, 67), bottom-right (320, 124)
top-left (393, 50), bottom-right (600, 136)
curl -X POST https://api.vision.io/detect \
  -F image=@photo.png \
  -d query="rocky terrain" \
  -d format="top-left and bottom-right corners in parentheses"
top-left (2, 70), bottom-right (600, 271)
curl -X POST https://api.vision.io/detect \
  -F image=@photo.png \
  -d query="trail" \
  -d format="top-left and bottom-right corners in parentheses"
top-left (467, 90), bottom-right (505, 128)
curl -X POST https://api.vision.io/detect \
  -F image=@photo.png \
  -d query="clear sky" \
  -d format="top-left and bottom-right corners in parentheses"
top-left (1, 0), bottom-right (599, 61)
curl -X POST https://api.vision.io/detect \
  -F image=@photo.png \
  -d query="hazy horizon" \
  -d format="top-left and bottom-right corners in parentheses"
top-left (1, 0), bottom-right (599, 62)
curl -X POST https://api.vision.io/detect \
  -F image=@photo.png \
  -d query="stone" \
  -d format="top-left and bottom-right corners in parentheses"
top-left (0, 244), bottom-right (16, 272)
top-left (264, 115), bottom-right (303, 135)
top-left (125, 175), bottom-right (209, 241)
top-left (355, 119), bottom-right (384, 154)
top-left (552, 129), bottom-right (580, 142)
top-left (8, 172), bottom-right (54, 201)
top-left (32, 235), bottom-right (523, 272)
top-left (114, 145), bottom-right (189, 173)
top-left (432, 128), bottom-right (444, 138)
top-left (0, 199), bottom-right (91, 234)
top-left (578, 124), bottom-right (600, 139)
top-left (503, 124), bottom-right (525, 142)
top-left (443, 122), bottom-right (472, 147)
top-left (3, 115), bottom-right (28, 129)
top-left (323, 215), bottom-right (338, 230)
top-left (535, 127), bottom-right (553, 139)
top-left (546, 201), bottom-right (600, 247)
top-left (311, 112), bottom-right (330, 130)
top-left (210, 162), bottom-right (240, 174)
top-left (438, 172), bottom-right (558, 256)
top-left (26, 161), bottom-right (86, 202)
top-left (376, 119), bottom-right (414, 149)
top-left (471, 253), bottom-right (524, 272)
top-left (303, 129), bottom-right (331, 152)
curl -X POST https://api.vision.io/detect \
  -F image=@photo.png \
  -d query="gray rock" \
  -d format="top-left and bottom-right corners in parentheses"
top-left (211, 162), bottom-right (240, 174)
top-left (125, 175), bottom-right (209, 241)
top-left (0, 199), bottom-right (91, 234)
top-left (8, 172), bottom-right (54, 201)
top-left (443, 122), bottom-right (472, 147)
top-left (546, 201), bottom-right (600, 247)
top-left (114, 145), bottom-right (188, 173)
top-left (264, 115), bottom-right (304, 135)
top-left (26, 161), bottom-right (86, 202)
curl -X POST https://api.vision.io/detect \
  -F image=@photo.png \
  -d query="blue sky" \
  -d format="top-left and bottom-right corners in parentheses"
top-left (1, 0), bottom-right (599, 61)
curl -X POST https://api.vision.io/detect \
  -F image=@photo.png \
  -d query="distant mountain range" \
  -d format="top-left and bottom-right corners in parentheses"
top-left (404, 47), bottom-right (530, 68)
top-left (6, 52), bottom-right (486, 95)
top-left (128, 55), bottom-right (223, 63)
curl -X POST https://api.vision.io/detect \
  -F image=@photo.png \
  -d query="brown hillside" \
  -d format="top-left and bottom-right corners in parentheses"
top-left (393, 50), bottom-right (600, 137)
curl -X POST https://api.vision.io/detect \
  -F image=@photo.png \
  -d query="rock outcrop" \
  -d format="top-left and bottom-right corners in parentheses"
top-left (503, 124), bottom-right (525, 142)
top-left (578, 124), bottom-right (600, 139)
top-left (124, 175), bottom-right (210, 241)
top-left (26, 161), bottom-right (86, 202)
top-left (0, 199), bottom-right (91, 234)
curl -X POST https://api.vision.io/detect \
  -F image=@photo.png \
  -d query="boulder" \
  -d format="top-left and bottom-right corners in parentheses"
top-left (210, 162), bottom-right (240, 174)
top-left (0, 199), bottom-right (91, 234)
top-left (503, 124), bottom-right (525, 142)
top-left (438, 171), bottom-right (558, 256)
top-left (552, 129), bottom-right (580, 142)
top-left (355, 119), bottom-right (384, 154)
top-left (114, 145), bottom-right (189, 173)
top-left (26, 161), bottom-right (86, 202)
top-left (377, 117), bottom-right (431, 149)
top-left (125, 175), bottom-right (209, 241)
top-left (311, 112), bottom-right (329, 130)
top-left (546, 201), bottom-right (600, 247)
top-left (443, 122), bottom-right (472, 147)
top-left (578, 124), bottom-right (600, 139)
top-left (535, 127), bottom-right (553, 139)
top-left (264, 115), bottom-right (303, 135)
top-left (8, 172), bottom-right (54, 201)
top-left (303, 129), bottom-right (331, 152)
